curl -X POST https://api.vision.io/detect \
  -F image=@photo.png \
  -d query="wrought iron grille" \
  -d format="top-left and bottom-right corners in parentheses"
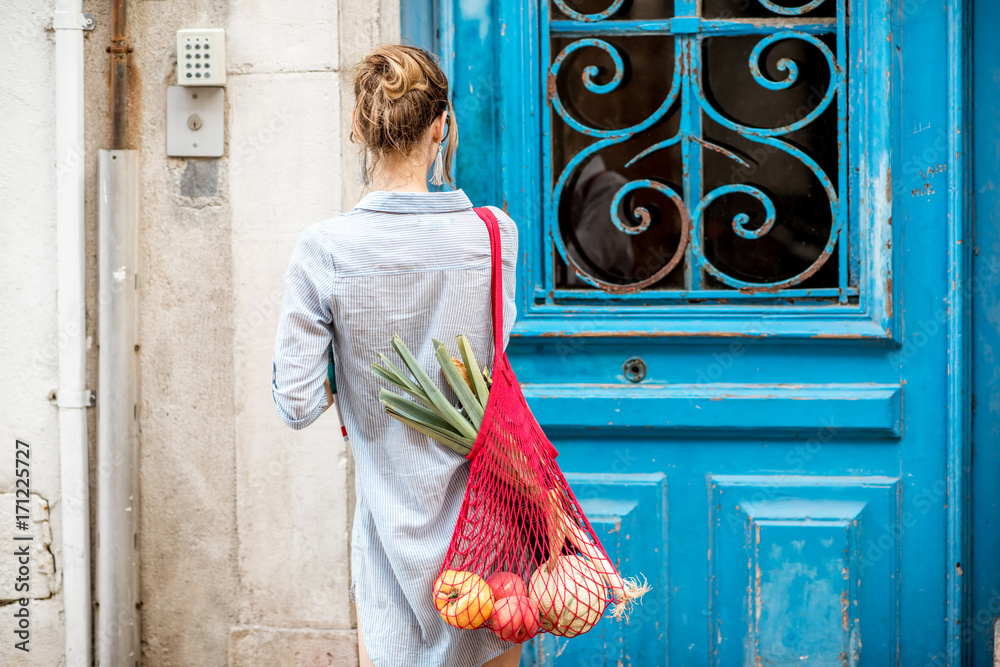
top-left (542, 0), bottom-right (852, 304)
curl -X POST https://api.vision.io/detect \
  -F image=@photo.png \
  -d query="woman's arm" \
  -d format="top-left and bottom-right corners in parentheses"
top-left (271, 225), bottom-right (336, 430)
top-left (324, 376), bottom-right (334, 413)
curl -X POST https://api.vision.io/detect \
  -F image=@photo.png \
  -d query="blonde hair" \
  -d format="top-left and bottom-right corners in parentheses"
top-left (351, 44), bottom-right (458, 188)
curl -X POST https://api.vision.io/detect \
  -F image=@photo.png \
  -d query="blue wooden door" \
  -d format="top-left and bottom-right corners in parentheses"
top-left (405, 0), bottom-right (976, 663)
top-left (971, 0), bottom-right (1000, 663)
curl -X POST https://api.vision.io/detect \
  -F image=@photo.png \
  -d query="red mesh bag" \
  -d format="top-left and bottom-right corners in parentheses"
top-left (431, 207), bottom-right (648, 644)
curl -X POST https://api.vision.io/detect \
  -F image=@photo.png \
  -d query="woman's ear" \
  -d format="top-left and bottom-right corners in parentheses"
top-left (350, 109), bottom-right (362, 144)
top-left (433, 110), bottom-right (448, 144)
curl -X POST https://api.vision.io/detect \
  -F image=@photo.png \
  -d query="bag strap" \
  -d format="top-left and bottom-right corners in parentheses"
top-left (472, 207), bottom-right (503, 359)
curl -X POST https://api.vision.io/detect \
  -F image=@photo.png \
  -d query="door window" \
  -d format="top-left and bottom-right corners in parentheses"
top-left (542, 0), bottom-right (882, 314)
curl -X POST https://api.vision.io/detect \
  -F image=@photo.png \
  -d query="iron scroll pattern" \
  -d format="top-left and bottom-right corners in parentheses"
top-left (542, 0), bottom-right (850, 302)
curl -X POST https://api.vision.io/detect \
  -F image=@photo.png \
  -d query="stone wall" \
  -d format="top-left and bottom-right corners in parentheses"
top-left (1, 1), bottom-right (399, 664)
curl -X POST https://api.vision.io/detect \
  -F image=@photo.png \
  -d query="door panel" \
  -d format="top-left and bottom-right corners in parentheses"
top-left (527, 382), bottom-right (901, 436)
top-left (535, 474), bottom-right (668, 665)
top-left (405, 0), bottom-right (972, 663)
top-left (710, 476), bottom-right (898, 666)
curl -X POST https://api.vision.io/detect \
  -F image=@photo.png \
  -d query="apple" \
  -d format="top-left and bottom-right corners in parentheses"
top-left (433, 570), bottom-right (494, 629)
top-left (489, 595), bottom-right (541, 643)
top-left (486, 571), bottom-right (528, 601)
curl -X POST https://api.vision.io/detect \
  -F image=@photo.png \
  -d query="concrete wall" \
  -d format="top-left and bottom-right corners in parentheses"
top-left (1, 4), bottom-right (75, 666)
top-left (104, 3), bottom-right (240, 664)
top-left (1, 0), bottom-right (398, 664)
top-left (228, 0), bottom-right (398, 663)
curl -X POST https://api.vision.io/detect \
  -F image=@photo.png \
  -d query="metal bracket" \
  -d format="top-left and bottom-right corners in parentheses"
top-left (53, 12), bottom-right (96, 31)
top-left (51, 389), bottom-right (96, 408)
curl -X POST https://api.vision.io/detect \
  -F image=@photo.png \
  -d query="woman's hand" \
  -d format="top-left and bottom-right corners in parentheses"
top-left (323, 377), bottom-right (334, 413)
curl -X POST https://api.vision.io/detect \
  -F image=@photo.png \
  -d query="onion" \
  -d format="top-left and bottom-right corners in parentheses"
top-left (549, 489), bottom-right (651, 621)
top-left (528, 554), bottom-right (605, 637)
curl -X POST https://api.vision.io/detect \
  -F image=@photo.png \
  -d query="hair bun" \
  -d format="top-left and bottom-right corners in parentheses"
top-left (379, 50), bottom-right (429, 100)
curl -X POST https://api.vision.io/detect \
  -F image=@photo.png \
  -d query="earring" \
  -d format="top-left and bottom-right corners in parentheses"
top-left (358, 149), bottom-right (369, 186)
top-left (430, 145), bottom-right (445, 186)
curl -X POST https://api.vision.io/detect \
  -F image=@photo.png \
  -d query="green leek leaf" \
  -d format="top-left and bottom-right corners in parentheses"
top-left (457, 335), bottom-right (490, 410)
top-left (384, 407), bottom-right (472, 456)
top-left (390, 334), bottom-right (478, 440)
top-left (434, 339), bottom-right (484, 428)
top-left (372, 362), bottom-right (435, 411)
top-left (379, 389), bottom-right (460, 436)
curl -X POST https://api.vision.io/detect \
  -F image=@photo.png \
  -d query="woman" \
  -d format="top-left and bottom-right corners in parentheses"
top-left (271, 44), bottom-right (522, 667)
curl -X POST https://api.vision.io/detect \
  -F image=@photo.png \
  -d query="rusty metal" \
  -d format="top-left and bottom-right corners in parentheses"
top-left (622, 356), bottom-right (647, 382)
top-left (552, 0), bottom-right (625, 22)
top-left (108, 0), bottom-right (130, 149)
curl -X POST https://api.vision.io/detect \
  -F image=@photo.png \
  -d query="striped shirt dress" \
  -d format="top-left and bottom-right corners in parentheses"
top-left (271, 189), bottom-right (519, 666)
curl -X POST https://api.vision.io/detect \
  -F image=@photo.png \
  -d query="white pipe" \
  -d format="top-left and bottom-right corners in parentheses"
top-left (54, 0), bottom-right (93, 665)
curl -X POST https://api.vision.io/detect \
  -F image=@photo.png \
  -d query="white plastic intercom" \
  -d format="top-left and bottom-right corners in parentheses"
top-left (167, 28), bottom-right (226, 158)
top-left (176, 28), bottom-right (226, 86)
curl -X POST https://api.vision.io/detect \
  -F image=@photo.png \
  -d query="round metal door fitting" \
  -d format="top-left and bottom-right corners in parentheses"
top-left (623, 356), bottom-right (647, 383)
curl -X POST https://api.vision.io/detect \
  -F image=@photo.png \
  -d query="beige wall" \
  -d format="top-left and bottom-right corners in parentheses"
top-left (2, 0), bottom-right (398, 664)
top-left (1, 4), bottom-right (78, 666)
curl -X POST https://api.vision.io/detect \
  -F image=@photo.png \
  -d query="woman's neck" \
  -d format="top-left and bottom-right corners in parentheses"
top-left (369, 160), bottom-right (432, 193)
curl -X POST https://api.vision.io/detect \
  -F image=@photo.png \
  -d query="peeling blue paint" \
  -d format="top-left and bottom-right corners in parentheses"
top-left (403, 0), bottom-right (982, 663)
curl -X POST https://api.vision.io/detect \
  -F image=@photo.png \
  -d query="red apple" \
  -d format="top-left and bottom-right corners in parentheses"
top-left (486, 571), bottom-right (527, 600)
top-left (489, 595), bottom-right (541, 643)
top-left (433, 570), bottom-right (494, 629)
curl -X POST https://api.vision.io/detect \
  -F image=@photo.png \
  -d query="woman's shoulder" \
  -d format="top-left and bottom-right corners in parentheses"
top-left (304, 208), bottom-right (375, 248)
top-left (289, 209), bottom-right (367, 273)
top-left (479, 205), bottom-right (519, 244)
top-left (476, 206), bottom-right (518, 274)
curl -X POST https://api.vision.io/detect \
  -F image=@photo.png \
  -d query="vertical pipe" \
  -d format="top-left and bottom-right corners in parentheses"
top-left (97, 150), bottom-right (140, 667)
top-left (99, 1), bottom-right (139, 665)
top-left (109, 0), bottom-right (129, 149)
top-left (53, 0), bottom-right (92, 664)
